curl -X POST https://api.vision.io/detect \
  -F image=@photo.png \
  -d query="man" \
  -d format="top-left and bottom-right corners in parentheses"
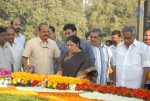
top-left (113, 25), bottom-right (150, 89)
top-left (0, 26), bottom-right (14, 72)
top-left (22, 23), bottom-right (60, 74)
top-left (144, 26), bottom-right (150, 89)
top-left (6, 26), bottom-right (23, 72)
top-left (49, 26), bottom-right (67, 74)
top-left (63, 23), bottom-right (95, 63)
top-left (11, 18), bottom-right (25, 47)
top-left (109, 30), bottom-right (122, 83)
top-left (90, 28), bottom-right (112, 85)
top-left (109, 30), bottom-right (122, 63)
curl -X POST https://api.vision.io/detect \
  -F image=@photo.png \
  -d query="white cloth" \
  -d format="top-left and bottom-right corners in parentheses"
top-left (0, 44), bottom-right (15, 71)
top-left (14, 33), bottom-right (25, 47)
top-left (92, 43), bottom-right (112, 84)
top-left (109, 45), bottom-right (117, 67)
top-left (6, 42), bottom-right (23, 72)
top-left (146, 46), bottom-right (150, 84)
top-left (115, 39), bottom-right (150, 89)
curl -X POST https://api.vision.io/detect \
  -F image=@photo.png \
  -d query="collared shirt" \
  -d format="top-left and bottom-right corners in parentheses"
top-left (109, 45), bottom-right (117, 67)
top-left (6, 42), bottom-right (23, 72)
top-left (53, 38), bottom-right (67, 74)
top-left (23, 37), bottom-right (60, 74)
top-left (115, 39), bottom-right (150, 89)
top-left (14, 33), bottom-right (25, 47)
top-left (92, 43), bottom-right (112, 84)
top-left (0, 44), bottom-right (15, 71)
top-left (54, 38), bottom-right (67, 57)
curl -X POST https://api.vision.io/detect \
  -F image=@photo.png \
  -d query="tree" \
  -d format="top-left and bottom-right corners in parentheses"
top-left (0, 0), bottom-right (88, 40)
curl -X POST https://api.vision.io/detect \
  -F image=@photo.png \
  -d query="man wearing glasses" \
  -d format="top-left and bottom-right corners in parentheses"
top-left (113, 25), bottom-right (150, 89)
top-left (22, 23), bottom-right (60, 74)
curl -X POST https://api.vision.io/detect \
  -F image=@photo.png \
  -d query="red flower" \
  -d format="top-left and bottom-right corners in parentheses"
top-left (30, 80), bottom-right (40, 86)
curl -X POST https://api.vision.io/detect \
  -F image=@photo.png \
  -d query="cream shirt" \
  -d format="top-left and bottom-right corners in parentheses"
top-left (23, 37), bottom-right (60, 74)
top-left (0, 44), bottom-right (15, 71)
top-left (114, 39), bottom-right (150, 89)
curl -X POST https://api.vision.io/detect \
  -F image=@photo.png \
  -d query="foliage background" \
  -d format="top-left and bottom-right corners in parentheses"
top-left (0, 0), bottom-right (137, 41)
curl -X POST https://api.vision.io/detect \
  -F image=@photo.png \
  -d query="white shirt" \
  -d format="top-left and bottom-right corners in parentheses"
top-left (14, 33), bottom-right (25, 47)
top-left (0, 44), bottom-right (15, 71)
top-left (6, 42), bottom-right (23, 72)
top-left (109, 45), bottom-right (117, 67)
top-left (115, 39), bottom-right (150, 89)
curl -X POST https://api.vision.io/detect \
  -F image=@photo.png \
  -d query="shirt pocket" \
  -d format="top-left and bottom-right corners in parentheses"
top-left (130, 52), bottom-right (141, 65)
top-left (47, 49), bottom-right (53, 59)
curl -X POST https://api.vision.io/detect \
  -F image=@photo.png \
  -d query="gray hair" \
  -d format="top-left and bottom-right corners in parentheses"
top-left (122, 25), bottom-right (136, 35)
top-left (90, 28), bottom-right (103, 37)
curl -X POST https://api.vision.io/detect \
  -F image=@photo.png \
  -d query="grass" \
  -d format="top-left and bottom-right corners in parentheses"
top-left (0, 93), bottom-right (48, 101)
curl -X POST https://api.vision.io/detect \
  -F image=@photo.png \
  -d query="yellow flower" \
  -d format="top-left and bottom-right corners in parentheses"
top-left (21, 79), bottom-right (28, 85)
top-left (13, 78), bottom-right (18, 84)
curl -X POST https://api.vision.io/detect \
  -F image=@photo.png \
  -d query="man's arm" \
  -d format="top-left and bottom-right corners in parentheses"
top-left (22, 56), bottom-right (34, 73)
top-left (141, 67), bottom-right (149, 88)
top-left (113, 66), bottom-right (116, 87)
top-left (11, 64), bottom-right (14, 72)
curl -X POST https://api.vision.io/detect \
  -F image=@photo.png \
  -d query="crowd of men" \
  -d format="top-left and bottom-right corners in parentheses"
top-left (1, 18), bottom-right (150, 90)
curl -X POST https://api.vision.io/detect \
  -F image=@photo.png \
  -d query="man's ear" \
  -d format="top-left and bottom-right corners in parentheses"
top-left (73, 31), bottom-right (77, 35)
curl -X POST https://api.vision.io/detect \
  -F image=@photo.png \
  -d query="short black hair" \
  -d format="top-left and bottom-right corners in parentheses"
top-left (144, 26), bottom-right (150, 34)
top-left (49, 26), bottom-right (55, 32)
top-left (111, 30), bottom-right (121, 37)
top-left (10, 20), bottom-right (13, 25)
top-left (38, 23), bottom-right (48, 31)
top-left (85, 31), bottom-right (91, 39)
top-left (91, 28), bottom-right (102, 37)
top-left (106, 40), bottom-right (113, 45)
top-left (0, 26), bottom-right (6, 34)
top-left (63, 23), bottom-right (77, 32)
top-left (66, 35), bottom-right (82, 50)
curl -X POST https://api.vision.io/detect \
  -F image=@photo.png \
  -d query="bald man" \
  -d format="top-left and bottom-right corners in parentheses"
top-left (11, 18), bottom-right (25, 47)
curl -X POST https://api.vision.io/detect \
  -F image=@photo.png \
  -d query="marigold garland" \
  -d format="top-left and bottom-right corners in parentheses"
top-left (0, 87), bottom-right (101, 101)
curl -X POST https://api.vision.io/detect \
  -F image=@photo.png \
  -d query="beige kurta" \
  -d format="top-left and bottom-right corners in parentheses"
top-left (23, 37), bottom-right (60, 74)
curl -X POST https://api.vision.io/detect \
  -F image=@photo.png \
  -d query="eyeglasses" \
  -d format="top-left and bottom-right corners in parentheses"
top-left (40, 42), bottom-right (49, 49)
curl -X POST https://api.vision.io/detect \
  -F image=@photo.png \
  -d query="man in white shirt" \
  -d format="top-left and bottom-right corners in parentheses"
top-left (0, 26), bottom-right (14, 72)
top-left (113, 25), bottom-right (150, 89)
top-left (6, 26), bottom-right (23, 72)
top-left (11, 18), bottom-right (25, 47)
top-left (109, 30), bottom-right (122, 84)
top-left (90, 28), bottom-right (112, 85)
top-left (144, 26), bottom-right (150, 89)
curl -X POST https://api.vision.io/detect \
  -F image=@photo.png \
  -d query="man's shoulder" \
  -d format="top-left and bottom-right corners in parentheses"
top-left (26, 37), bottom-right (37, 44)
top-left (19, 33), bottom-right (25, 38)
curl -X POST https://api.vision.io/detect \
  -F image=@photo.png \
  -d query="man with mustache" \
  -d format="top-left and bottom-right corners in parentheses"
top-left (144, 26), bottom-right (150, 89)
top-left (6, 26), bottom-right (23, 72)
top-left (0, 26), bottom-right (14, 72)
top-left (22, 23), bottom-right (60, 74)
top-left (11, 18), bottom-right (25, 47)
top-left (90, 28), bottom-right (112, 85)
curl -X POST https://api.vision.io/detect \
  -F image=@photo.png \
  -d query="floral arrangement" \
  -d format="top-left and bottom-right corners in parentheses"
top-left (11, 72), bottom-right (47, 86)
top-left (75, 83), bottom-right (150, 101)
top-left (0, 68), bottom-right (12, 76)
top-left (11, 72), bottom-right (89, 89)
top-left (0, 87), bottom-right (96, 101)
top-left (42, 75), bottom-right (89, 90)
